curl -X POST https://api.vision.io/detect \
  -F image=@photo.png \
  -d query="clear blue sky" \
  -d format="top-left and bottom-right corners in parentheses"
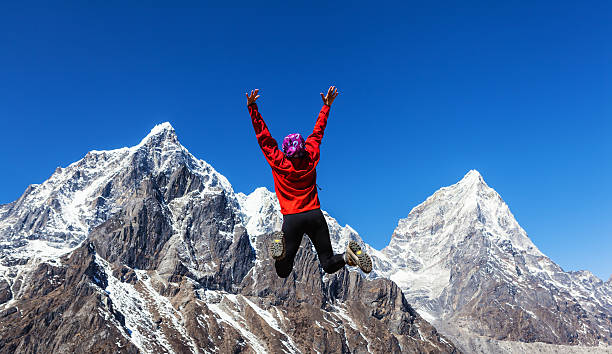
top-left (1, 2), bottom-right (610, 280)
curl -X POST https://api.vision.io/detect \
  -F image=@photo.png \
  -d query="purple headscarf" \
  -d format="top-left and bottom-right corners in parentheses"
top-left (282, 133), bottom-right (306, 158)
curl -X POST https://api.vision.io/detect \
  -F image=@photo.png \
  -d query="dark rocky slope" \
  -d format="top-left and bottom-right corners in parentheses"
top-left (0, 123), bottom-right (457, 353)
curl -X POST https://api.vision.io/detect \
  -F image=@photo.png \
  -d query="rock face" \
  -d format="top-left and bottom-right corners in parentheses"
top-left (239, 172), bottom-right (612, 352)
top-left (0, 123), bottom-right (456, 353)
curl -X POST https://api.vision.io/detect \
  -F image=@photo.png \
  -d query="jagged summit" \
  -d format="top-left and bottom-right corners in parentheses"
top-left (0, 121), bottom-right (233, 267)
top-left (2, 121), bottom-right (611, 351)
top-left (389, 169), bottom-right (541, 253)
top-left (444, 169), bottom-right (489, 196)
top-left (397, 169), bottom-right (501, 229)
top-left (373, 170), bottom-right (612, 347)
top-left (135, 121), bottom-right (179, 148)
top-left (151, 121), bottom-right (174, 133)
top-left (0, 123), bottom-right (456, 354)
top-left (145, 121), bottom-right (176, 138)
top-left (378, 169), bottom-right (543, 317)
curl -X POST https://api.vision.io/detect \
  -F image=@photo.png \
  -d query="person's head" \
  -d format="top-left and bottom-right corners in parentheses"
top-left (282, 133), bottom-right (306, 158)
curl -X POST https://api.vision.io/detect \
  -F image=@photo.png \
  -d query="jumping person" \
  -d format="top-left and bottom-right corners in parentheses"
top-left (246, 86), bottom-right (372, 278)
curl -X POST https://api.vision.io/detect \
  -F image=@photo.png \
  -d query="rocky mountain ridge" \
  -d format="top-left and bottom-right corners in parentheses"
top-left (376, 169), bottom-right (612, 346)
top-left (239, 171), bottom-right (612, 351)
top-left (0, 122), bottom-right (456, 353)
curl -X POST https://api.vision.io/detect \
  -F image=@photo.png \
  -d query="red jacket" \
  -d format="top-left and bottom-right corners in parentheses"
top-left (249, 103), bottom-right (330, 215)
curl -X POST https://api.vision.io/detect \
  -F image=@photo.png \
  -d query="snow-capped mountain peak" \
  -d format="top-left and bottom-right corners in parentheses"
top-left (389, 169), bottom-right (540, 254)
top-left (237, 187), bottom-right (283, 243)
top-left (459, 168), bottom-right (484, 184)
top-left (2, 119), bottom-right (611, 351)
top-left (136, 122), bottom-right (179, 148)
top-left (371, 170), bottom-right (612, 347)
top-left (377, 170), bottom-right (545, 314)
top-left (0, 122), bottom-right (234, 271)
top-left (150, 121), bottom-right (175, 134)
top-left (434, 169), bottom-right (491, 204)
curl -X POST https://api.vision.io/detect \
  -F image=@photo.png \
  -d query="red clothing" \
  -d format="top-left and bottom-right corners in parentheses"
top-left (248, 103), bottom-right (330, 215)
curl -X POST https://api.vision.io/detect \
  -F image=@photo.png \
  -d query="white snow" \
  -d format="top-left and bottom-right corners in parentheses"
top-left (237, 168), bottom-right (612, 347)
top-left (0, 121), bottom-right (240, 310)
top-left (135, 270), bottom-right (198, 354)
top-left (95, 255), bottom-right (175, 354)
top-left (2, 119), bottom-right (610, 353)
top-left (242, 297), bottom-right (300, 353)
top-left (204, 291), bottom-right (269, 354)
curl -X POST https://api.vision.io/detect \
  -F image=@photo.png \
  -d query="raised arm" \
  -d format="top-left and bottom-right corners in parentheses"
top-left (306, 86), bottom-right (339, 160)
top-left (246, 89), bottom-right (284, 167)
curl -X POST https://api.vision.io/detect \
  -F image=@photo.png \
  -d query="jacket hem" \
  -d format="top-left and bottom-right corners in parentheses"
top-left (281, 205), bottom-right (321, 216)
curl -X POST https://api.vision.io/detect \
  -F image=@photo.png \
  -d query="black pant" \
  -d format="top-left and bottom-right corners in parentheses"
top-left (275, 208), bottom-right (346, 278)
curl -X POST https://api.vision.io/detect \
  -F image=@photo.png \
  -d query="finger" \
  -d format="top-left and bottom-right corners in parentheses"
top-left (255, 95), bottom-right (260, 100)
top-left (321, 93), bottom-right (325, 101)
top-left (254, 88), bottom-right (259, 95)
top-left (328, 86), bottom-right (333, 95)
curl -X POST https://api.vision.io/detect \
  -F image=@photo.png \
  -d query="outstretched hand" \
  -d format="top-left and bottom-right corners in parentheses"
top-left (320, 86), bottom-right (339, 106)
top-left (246, 89), bottom-right (260, 106)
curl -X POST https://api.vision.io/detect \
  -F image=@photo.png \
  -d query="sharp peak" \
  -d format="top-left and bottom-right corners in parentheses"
top-left (136, 122), bottom-right (179, 146)
top-left (462, 169), bottom-right (483, 181)
top-left (454, 169), bottom-right (488, 188)
top-left (424, 169), bottom-right (494, 203)
top-left (145, 122), bottom-right (176, 138)
top-left (402, 170), bottom-right (492, 212)
top-left (150, 122), bottom-right (175, 134)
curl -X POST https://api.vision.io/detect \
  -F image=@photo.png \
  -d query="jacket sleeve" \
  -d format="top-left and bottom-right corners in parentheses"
top-left (249, 103), bottom-right (285, 168)
top-left (305, 104), bottom-right (330, 162)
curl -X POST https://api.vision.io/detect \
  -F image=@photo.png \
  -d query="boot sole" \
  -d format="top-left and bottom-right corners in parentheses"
top-left (348, 240), bottom-right (372, 274)
top-left (269, 231), bottom-right (286, 260)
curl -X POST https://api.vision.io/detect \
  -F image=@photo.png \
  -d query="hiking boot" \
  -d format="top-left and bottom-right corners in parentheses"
top-left (268, 231), bottom-right (286, 260)
top-left (346, 240), bottom-right (372, 273)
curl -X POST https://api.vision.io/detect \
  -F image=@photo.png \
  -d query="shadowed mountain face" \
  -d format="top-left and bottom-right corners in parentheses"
top-left (0, 123), bottom-right (456, 353)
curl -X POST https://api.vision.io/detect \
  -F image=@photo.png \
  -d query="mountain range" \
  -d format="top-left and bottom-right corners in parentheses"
top-left (0, 122), bottom-right (610, 353)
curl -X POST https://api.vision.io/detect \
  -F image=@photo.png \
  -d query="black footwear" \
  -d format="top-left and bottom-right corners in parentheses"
top-left (346, 240), bottom-right (372, 274)
top-left (268, 231), bottom-right (286, 260)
